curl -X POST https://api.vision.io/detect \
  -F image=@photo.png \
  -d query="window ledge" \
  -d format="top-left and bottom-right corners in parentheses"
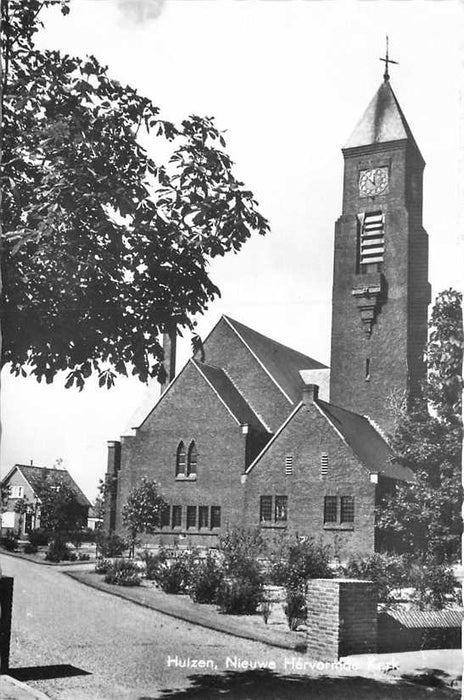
top-left (260, 523), bottom-right (287, 529)
top-left (323, 523), bottom-right (354, 531)
top-left (175, 474), bottom-right (197, 482)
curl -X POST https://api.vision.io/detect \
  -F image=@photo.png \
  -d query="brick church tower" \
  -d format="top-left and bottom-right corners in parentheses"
top-left (329, 70), bottom-right (430, 435)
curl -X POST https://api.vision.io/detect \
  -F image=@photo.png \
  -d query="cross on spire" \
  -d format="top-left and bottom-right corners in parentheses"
top-left (380, 35), bottom-right (398, 82)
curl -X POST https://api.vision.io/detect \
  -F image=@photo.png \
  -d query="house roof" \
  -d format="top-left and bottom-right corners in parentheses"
top-left (193, 361), bottom-right (269, 432)
top-left (223, 316), bottom-right (327, 404)
top-left (7, 465), bottom-right (91, 507)
top-left (317, 400), bottom-right (414, 481)
top-left (382, 607), bottom-right (464, 630)
top-left (344, 80), bottom-right (422, 158)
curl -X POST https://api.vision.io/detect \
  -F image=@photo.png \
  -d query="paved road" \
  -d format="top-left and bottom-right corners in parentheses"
top-left (1, 555), bottom-right (459, 700)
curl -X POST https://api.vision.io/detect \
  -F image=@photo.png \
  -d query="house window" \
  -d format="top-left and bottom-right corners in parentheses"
top-left (172, 505), bottom-right (182, 528)
top-left (275, 496), bottom-right (288, 522)
top-left (285, 456), bottom-right (293, 475)
top-left (341, 496), bottom-right (355, 523)
top-left (260, 496), bottom-right (272, 523)
top-left (160, 505), bottom-right (170, 528)
top-left (187, 442), bottom-right (197, 477)
top-left (186, 506), bottom-right (197, 529)
top-left (358, 211), bottom-right (385, 271)
top-left (320, 453), bottom-right (328, 477)
top-left (199, 506), bottom-right (209, 528)
top-left (176, 442), bottom-right (186, 476)
top-left (9, 485), bottom-right (24, 499)
top-left (324, 496), bottom-right (338, 523)
top-left (210, 506), bottom-right (221, 528)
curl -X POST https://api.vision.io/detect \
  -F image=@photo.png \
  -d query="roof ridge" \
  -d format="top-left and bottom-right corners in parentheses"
top-left (221, 368), bottom-right (272, 433)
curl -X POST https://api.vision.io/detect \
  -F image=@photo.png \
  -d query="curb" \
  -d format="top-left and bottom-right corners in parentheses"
top-left (64, 570), bottom-right (307, 652)
top-left (0, 675), bottom-right (50, 699)
top-left (0, 549), bottom-right (96, 568)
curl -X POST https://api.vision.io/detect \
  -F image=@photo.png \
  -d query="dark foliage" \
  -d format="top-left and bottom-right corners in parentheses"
top-left (139, 548), bottom-right (168, 581)
top-left (45, 538), bottom-right (75, 562)
top-left (284, 589), bottom-right (307, 631)
top-left (269, 536), bottom-right (332, 591)
top-left (189, 553), bottom-right (225, 604)
top-left (104, 559), bottom-right (141, 586)
top-left (95, 531), bottom-right (126, 557)
top-left (23, 542), bottom-right (38, 554)
top-left (28, 528), bottom-right (50, 547)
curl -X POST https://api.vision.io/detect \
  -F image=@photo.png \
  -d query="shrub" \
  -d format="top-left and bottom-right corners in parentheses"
top-left (408, 556), bottom-right (461, 610)
top-left (2, 532), bottom-right (18, 551)
top-left (190, 553), bottom-right (225, 604)
top-left (217, 570), bottom-right (263, 615)
top-left (78, 552), bottom-right (90, 561)
top-left (339, 552), bottom-right (407, 606)
top-left (139, 549), bottom-right (168, 581)
top-left (45, 539), bottom-right (72, 562)
top-left (284, 589), bottom-right (307, 631)
top-left (28, 528), bottom-right (50, 547)
top-left (96, 531), bottom-right (126, 557)
top-left (220, 528), bottom-right (266, 573)
top-left (23, 543), bottom-right (38, 554)
top-left (104, 559), bottom-right (141, 586)
top-left (156, 556), bottom-right (193, 594)
top-left (270, 537), bottom-right (332, 591)
top-left (95, 558), bottom-right (112, 574)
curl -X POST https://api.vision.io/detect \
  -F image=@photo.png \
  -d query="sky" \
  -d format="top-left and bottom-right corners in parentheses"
top-left (1, 0), bottom-right (463, 500)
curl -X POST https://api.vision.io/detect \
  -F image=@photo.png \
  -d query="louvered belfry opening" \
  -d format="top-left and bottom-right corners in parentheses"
top-left (358, 211), bottom-right (385, 270)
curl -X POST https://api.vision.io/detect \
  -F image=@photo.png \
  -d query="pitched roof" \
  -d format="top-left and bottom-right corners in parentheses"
top-left (317, 400), bottom-right (414, 481)
top-left (223, 316), bottom-right (327, 404)
top-left (11, 465), bottom-right (91, 507)
top-left (344, 80), bottom-right (422, 157)
top-left (193, 361), bottom-right (269, 432)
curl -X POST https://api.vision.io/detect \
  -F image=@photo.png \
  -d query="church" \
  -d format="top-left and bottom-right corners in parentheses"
top-left (104, 66), bottom-right (430, 559)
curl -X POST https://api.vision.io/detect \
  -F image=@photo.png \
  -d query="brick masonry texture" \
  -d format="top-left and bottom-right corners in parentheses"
top-left (306, 579), bottom-right (377, 660)
top-left (243, 401), bottom-right (377, 559)
top-left (330, 140), bottom-right (429, 435)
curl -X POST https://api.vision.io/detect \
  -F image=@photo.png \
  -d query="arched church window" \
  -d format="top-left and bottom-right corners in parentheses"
top-left (176, 441), bottom-right (186, 476)
top-left (187, 441), bottom-right (198, 476)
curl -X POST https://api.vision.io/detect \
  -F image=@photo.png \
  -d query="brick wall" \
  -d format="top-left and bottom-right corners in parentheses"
top-left (112, 360), bottom-right (262, 542)
top-left (306, 578), bottom-right (377, 660)
top-left (243, 400), bottom-right (377, 559)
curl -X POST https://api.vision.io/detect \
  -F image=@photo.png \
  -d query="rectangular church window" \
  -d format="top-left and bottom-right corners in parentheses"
top-left (210, 506), bottom-right (221, 528)
top-left (160, 504), bottom-right (170, 528)
top-left (186, 506), bottom-right (197, 529)
top-left (172, 505), bottom-right (182, 528)
top-left (275, 496), bottom-right (288, 522)
top-left (341, 496), bottom-right (355, 523)
top-left (358, 211), bottom-right (385, 271)
top-left (199, 506), bottom-right (209, 528)
top-left (324, 496), bottom-right (337, 523)
top-left (260, 496), bottom-right (272, 522)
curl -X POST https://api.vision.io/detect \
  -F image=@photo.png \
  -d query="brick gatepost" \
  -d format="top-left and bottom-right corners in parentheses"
top-left (306, 578), bottom-right (377, 660)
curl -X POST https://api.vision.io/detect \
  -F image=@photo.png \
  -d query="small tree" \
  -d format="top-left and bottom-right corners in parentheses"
top-left (122, 477), bottom-right (166, 557)
top-left (35, 476), bottom-right (84, 534)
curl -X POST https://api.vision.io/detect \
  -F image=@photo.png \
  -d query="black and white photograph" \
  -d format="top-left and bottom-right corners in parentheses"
top-left (0, 0), bottom-right (462, 698)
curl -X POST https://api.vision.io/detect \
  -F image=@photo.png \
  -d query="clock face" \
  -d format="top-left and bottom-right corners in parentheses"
top-left (359, 167), bottom-right (389, 197)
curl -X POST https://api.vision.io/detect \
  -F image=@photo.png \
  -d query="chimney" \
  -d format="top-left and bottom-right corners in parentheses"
top-left (160, 323), bottom-right (177, 394)
top-left (302, 384), bottom-right (319, 405)
top-left (107, 440), bottom-right (121, 476)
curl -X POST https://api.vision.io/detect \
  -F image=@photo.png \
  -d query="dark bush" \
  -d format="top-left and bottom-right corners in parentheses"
top-left (220, 528), bottom-right (266, 572)
top-left (408, 556), bottom-right (461, 610)
top-left (96, 531), bottom-right (126, 557)
top-left (190, 553), bottom-right (225, 604)
top-left (284, 589), bottom-right (307, 630)
top-left (45, 539), bottom-right (72, 562)
top-left (28, 528), bottom-right (50, 547)
top-left (2, 532), bottom-right (18, 551)
top-left (139, 549), bottom-right (168, 581)
top-left (156, 556), bottom-right (193, 594)
top-left (217, 570), bottom-right (263, 615)
top-left (339, 552), bottom-right (407, 606)
top-left (95, 558), bottom-right (112, 574)
top-left (270, 537), bottom-right (332, 591)
top-left (23, 543), bottom-right (38, 554)
top-left (104, 559), bottom-right (141, 586)
top-left (78, 552), bottom-right (90, 561)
